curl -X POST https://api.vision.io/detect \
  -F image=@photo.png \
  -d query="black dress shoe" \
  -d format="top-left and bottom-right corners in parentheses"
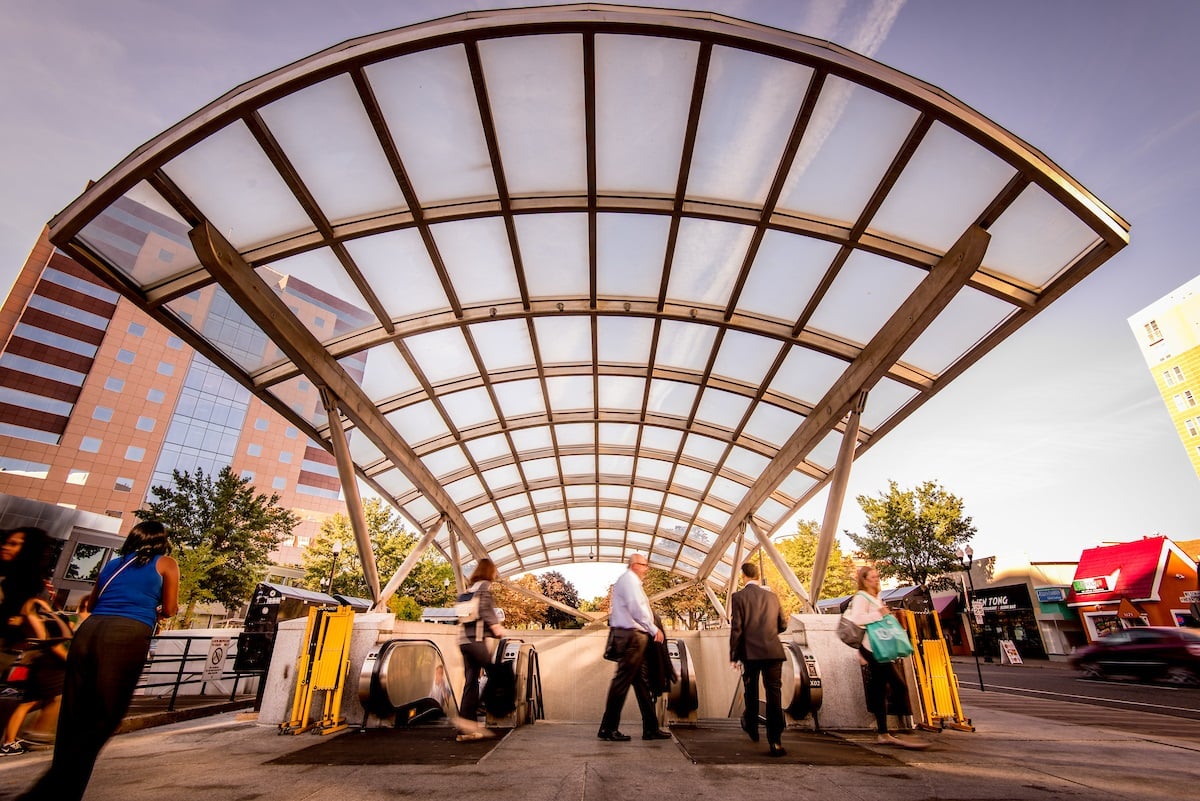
top-left (740, 716), bottom-right (759, 743)
top-left (642, 729), bottom-right (672, 740)
top-left (597, 730), bottom-right (631, 741)
top-left (768, 742), bottom-right (787, 758)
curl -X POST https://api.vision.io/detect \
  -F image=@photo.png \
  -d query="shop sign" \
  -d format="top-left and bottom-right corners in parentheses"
top-left (1036, 587), bottom-right (1067, 603)
top-left (1072, 576), bottom-right (1111, 594)
top-left (1181, 590), bottom-right (1200, 603)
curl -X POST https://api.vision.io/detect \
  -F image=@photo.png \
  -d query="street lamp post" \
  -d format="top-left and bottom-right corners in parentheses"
top-left (328, 540), bottom-right (343, 597)
top-left (956, 546), bottom-right (986, 692)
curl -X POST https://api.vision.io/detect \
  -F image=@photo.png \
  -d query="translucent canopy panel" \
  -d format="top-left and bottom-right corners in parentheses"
top-left (48, 5), bottom-right (1127, 592)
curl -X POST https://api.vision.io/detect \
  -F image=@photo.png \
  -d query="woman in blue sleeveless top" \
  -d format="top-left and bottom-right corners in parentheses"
top-left (18, 520), bottom-right (179, 801)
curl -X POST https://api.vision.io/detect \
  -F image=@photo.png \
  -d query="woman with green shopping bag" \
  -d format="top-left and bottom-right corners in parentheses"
top-left (843, 565), bottom-right (929, 749)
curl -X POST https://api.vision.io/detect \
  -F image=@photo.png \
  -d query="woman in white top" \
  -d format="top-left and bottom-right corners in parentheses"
top-left (845, 565), bottom-right (928, 749)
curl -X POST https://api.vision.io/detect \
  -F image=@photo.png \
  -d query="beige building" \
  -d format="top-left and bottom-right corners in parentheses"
top-left (1129, 275), bottom-right (1200, 481)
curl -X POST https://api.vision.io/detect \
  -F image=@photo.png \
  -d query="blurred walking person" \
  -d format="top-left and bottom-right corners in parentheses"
top-left (17, 520), bottom-right (179, 801)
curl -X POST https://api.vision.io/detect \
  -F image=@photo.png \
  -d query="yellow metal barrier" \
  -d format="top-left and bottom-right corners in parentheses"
top-left (896, 608), bottom-right (974, 732)
top-left (279, 605), bottom-right (356, 736)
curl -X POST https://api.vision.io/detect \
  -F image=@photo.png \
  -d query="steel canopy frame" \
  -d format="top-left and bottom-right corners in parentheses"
top-left (45, 4), bottom-right (1127, 604)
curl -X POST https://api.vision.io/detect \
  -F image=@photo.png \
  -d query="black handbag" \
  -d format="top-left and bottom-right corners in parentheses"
top-left (603, 628), bottom-right (621, 661)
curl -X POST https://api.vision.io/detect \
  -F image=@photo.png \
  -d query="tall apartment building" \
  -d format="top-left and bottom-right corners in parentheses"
top-left (0, 201), bottom-right (360, 594)
top-left (1128, 274), bottom-right (1200, 482)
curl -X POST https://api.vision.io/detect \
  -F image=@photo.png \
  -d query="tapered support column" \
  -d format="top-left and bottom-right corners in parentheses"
top-left (809, 391), bottom-right (866, 602)
top-left (373, 515), bottom-right (444, 612)
top-left (320, 387), bottom-right (381, 602)
top-left (748, 518), bottom-right (814, 613)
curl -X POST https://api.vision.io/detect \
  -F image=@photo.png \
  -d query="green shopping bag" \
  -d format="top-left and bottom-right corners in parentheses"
top-left (865, 614), bottom-right (914, 662)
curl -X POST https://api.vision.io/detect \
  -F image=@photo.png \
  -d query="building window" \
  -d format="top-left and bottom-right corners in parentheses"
top-left (116, 348), bottom-right (135, 364)
top-left (279, 451), bottom-right (293, 464)
top-left (247, 443), bottom-right (263, 457)
top-left (64, 543), bottom-right (110, 582)
top-left (66, 469), bottom-right (89, 486)
top-left (1163, 369), bottom-right (1176, 387)
top-left (272, 476), bottom-right (286, 490)
top-left (241, 470), bottom-right (255, 481)
top-left (255, 418), bottom-right (269, 431)
top-left (297, 380), bottom-right (310, 392)
top-left (1174, 366), bottom-right (1185, 382)
top-left (1186, 419), bottom-right (1198, 437)
top-left (314, 316), bottom-right (326, 329)
top-left (136, 416), bottom-right (155, 432)
top-left (1174, 394), bottom-right (1187, 411)
top-left (157, 361), bottom-right (175, 376)
top-left (285, 426), bottom-right (298, 439)
top-left (114, 477), bottom-right (134, 493)
top-left (147, 388), bottom-right (165, 403)
top-left (125, 446), bottom-right (145, 462)
top-left (167, 336), bottom-right (184, 350)
top-left (80, 437), bottom-right (102, 453)
top-left (93, 406), bottom-right (114, 422)
top-left (1187, 391), bottom-right (1197, 407)
top-left (0, 457), bottom-right (50, 479)
top-left (1145, 320), bottom-right (1162, 343)
top-left (104, 377), bottom-right (124, 393)
top-left (128, 322), bottom-right (146, 337)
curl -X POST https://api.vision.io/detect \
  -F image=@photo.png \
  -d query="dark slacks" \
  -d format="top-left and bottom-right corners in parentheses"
top-left (741, 659), bottom-right (785, 744)
top-left (860, 647), bottom-right (912, 733)
top-left (599, 628), bottom-right (658, 735)
top-left (18, 614), bottom-right (153, 801)
top-left (458, 639), bottom-right (492, 726)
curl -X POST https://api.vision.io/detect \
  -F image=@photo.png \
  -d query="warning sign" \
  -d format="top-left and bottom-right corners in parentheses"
top-left (203, 637), bottom-right (231, 681)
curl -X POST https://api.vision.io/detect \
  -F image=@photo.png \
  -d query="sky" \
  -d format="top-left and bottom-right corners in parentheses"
top-left (2, 0), bottom-right (1199, 599)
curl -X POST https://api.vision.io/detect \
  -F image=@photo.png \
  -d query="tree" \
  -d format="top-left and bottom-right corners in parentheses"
top-left (300, 498), bottom-right (454, 607)
top-left (138, 466), bottom-right (298, 627)
top-left (759, 519), bottom-right (857, 614)
top-left (538, 571), bottom-right (581, 628)
top-left (846, 480), bottom-right (977, 588)
top-left (642, 568), bottom-right (716, 630)
top-left (493, 574), bottom-right (546, 628)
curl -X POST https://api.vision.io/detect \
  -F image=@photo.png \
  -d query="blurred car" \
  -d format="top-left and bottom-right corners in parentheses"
top-left (1069, 626), bottom-right (1200, 686)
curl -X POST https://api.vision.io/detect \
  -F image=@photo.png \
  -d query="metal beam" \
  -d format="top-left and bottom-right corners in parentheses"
top-left (703, 583), bottom-right (727, 623)
top-left (373, 515), bottom-right (445, 612)
top-left (699, 225), bottom-right (991, 580)
top-left (749, 517), bottom-right (814, 613)
top-left (809, 391), bottom-right (866, 602)
top-left (320, 387), bottom-right (381, 601)
top-left (188, 221), bottom-right (486, 565)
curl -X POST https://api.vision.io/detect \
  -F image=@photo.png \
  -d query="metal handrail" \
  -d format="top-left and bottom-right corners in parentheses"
top-left (136, 634), bottom-right (260, 712)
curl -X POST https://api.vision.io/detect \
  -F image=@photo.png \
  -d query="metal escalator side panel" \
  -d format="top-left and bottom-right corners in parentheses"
top-left (357, 638), bottom-right (455, 723)
top-left (666, 639), bottom-right (699, 716)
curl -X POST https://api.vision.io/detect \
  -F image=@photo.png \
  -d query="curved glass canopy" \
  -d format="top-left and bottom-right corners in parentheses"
top-left (48, 4), bottom-right (1127, 595)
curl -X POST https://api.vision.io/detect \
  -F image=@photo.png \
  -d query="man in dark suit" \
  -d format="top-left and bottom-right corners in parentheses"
top-left (729, 561), bottom-right (789, 757)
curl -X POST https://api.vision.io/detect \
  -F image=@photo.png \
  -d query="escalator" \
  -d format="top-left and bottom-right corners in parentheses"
top-left (664, 638), bottom-right (699, 725)
top-left (358, 637), bottom-right (543, 729)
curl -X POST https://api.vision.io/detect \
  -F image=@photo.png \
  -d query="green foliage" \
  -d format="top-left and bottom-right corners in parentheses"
top-left (642, 568), bottom-right (715, 630)
top-left (493, 574), bottom-right (547, 628)
top-left (391, 595), bottom-right (423, 621)
top-left (846, 479), bottom-right (977, 587)
top-left (300, 498), bottom-right (455, 607)
top-left (138, 466), bottom-right (298, 625)
top-left (759, 519), bottom-right (857, 613)
top-left (537, 570), bottom-right (581, 628)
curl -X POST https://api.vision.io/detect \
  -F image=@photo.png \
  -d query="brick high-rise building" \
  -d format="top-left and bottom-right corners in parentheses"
top-left (1129, 275), bottom-right (1200, 482)
top-left (0, 201), bottom-right (361, 602)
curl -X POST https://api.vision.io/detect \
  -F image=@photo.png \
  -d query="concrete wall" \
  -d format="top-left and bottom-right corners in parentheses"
top-left (257, 613), bottom-right (889, 731)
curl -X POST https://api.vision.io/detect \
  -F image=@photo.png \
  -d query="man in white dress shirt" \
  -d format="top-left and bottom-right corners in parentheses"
top-left (598, 553), bottom-right (671, 741)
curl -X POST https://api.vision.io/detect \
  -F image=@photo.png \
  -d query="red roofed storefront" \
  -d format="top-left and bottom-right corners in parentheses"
top-left (1068, 536), bottom-right (1200, 641)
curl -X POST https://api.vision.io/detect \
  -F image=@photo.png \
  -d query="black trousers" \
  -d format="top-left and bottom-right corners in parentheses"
top-left (860, 647), bottom-right (912, 734)
top-left (599, 628), bottom-right (657, 735)
top-left (741, 658), bottom-right (785, 744)
top-left (18, 615), bottom-right (153, 801)
top-left (458, 639), bottom-right (492, 726)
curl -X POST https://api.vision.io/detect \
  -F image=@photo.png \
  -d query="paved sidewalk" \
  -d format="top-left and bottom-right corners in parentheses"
top-left (2, 689), bottom-right (1197, 801)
